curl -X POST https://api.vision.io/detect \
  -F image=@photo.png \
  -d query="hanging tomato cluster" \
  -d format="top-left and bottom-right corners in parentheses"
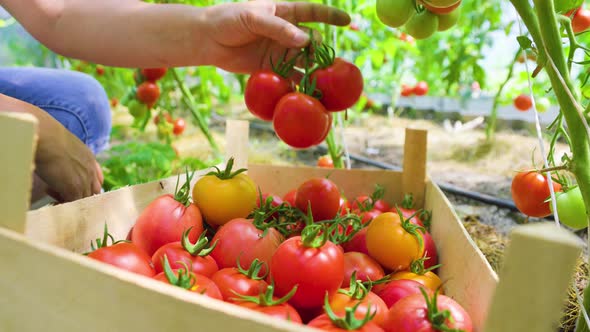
top-left (376, 0), bottom-right (461, 40)
top-left (84, 160), bottom-right (474, 331)
top-left (244, 39), bottom-right (364, 149)
top-left (400, 82), bottom-right (429, 97)
top-left (126, 68), bottom-right (166, 121)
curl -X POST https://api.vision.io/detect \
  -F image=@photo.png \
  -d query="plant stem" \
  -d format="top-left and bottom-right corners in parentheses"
top-left (170, 68), bottom-right (219, 155)
top-left (486, 49), bottom-right (519, 141)
top-left (510, 0), bottom-right (590, 330)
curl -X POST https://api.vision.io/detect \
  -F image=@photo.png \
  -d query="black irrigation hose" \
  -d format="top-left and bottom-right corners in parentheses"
top-left (246, 121), bottom-right (522, 213)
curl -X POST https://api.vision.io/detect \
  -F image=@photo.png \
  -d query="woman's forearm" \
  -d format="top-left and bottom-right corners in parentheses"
top-left (1, 0), bottom-right (209, 68)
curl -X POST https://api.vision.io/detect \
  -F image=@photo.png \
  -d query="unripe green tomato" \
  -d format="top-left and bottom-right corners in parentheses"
top-left (406, 10), bottom-right (439, 40)
top-left (376, 0), bottom-right (415, 28)
top-left (128, 100), bottom-right (148, 119)
top-left (437, 7), bottom-right (460, 31)
top-left (552, 187), bottom-right (588, 230)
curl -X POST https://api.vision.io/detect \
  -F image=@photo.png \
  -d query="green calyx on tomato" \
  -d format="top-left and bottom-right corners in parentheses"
top-left (421, 288), bottom-right (463, 331)
top-left (270, 50), bottom-right (298, 79)
top-left (301, 223), bottom-right (330, 248)
top-left (206, 157), bottom-right (247, 180)
top-left (401, 193), bottom-right (415, 209)
top-left (181, 228), bottom-right (217, 257)
top-left (233, 283), bottom-right (297, 307)
top-left (409, 258), bottom-right (442, 275)
top-left (323, 294), bottom-right (376, 330)
top-left (321, 213), bottom-right (365, 245)
top-left (236, 257), bottom-right (268, 280)
top-left (161, 255), bottom-right (196, 290)
top-left (394, 207), bottom-right (426, 251)
top-left (338, 271), bottom-right (370, 300)
top-left (86, 223), bottom-right (127, 254)
top-left (173, 170), bottom-right (194, 207)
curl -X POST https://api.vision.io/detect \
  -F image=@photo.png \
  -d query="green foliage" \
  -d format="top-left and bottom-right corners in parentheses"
top-left (555, 0), bottom-right (584, 14)
top-left (99, 141), bottom-right (212, 191)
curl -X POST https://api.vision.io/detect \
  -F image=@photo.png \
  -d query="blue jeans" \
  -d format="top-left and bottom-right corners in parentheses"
top-left (0, 67), bottom-right (111, 154)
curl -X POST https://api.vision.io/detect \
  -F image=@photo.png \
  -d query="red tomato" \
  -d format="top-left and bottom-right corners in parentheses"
top-left (400, 84), bottom-right (414, 97)
top-left (373, 200), bottom-right (390, 212)
top-left (513, 94), bottom-right (532, 111)
top-left (88, 241), bottom-right (155, 277)
top-left (374, 279), bottom-right (431, 308)
top-left (256, 193), bottom-right (284, 209)
top-left (154, 269), bottom-right (222, 300)
top-left (308, 313), bottom-right (385, 331)
top-left (141, 68), bottom-right (167, 81)
top-left (172, 118), bottom-right (186, 136)
top-left (110, 98), bottom-right (118, 107)
top-left (132, 189), bottom-right (204, 257)
top-left (151, 230), bottom-right (218, 277)
top-left (95, 65), bottom-right (105, 76)
top-left (421, 231), bottom-right (438, 270)
top-left (358, 209), bottom-right (381, 224)
top-left (350, 23), bottom-right (360, 31)
top-left (342, 228), bottom-right (370, 256)
top-left (511, 171), bottom-right (562, 218)
top-left (273, 93), bottom-right (332, 148)
top-left (351, 195), bottom-right (372, 211)
top-left (311, 58), bottom-right (364, 112)
top-left (245, 70), bottom-right (293, 121)
top-left (210, 218), bottom-right (284, 276)
top-left (383, 292), bottom-right (473, 332)
top-left (339, 197), bottom-right (352, 216)
top-left (328, 289), bottom-right (389, 328)
top-left (295, 177), bottom-right (341, 222)
top-left (342, 252), bottom-right (385, 287)
top-left (270, 231), bottom-right (345, 309)
top-left (318, 155), bottom-right (335, 168)
top-left (283, 189), bottom-right (297, 206)
top-left (136, 81), bottom-right (160, 107)
top-left (235, 297), bottom-right (302, 323)
top-left (413, 82), bottom-right (429, 96)
top-left (210, 259), bottom-right (269, 302)
top-left (573, 8), bottom-right (590, 33)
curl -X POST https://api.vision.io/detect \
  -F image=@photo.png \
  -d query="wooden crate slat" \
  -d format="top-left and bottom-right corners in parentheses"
top-left (425, 181), bottom-right (499, 331)
top-left (482, 222), bottom-right (583, 332)
top-left (0, 226), bottom-right (317, 332)
top-left (0, 112), bottom-right (37, 233)
top-left (402, 128), bottom-right (428, 208)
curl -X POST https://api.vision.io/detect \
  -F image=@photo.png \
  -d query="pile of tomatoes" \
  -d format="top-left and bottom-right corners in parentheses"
top-left (377, 0), bottom-right (461, 40)
top-left (85, 159), bottom-right (473, 331)
top-left (244, 41), bottom-right (364, 149)
top-left (511, 171), bottom-right (588, 230)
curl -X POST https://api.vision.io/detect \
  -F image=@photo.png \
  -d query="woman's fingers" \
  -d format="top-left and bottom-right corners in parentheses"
top-left (275, 2), bottom-right (351, 26)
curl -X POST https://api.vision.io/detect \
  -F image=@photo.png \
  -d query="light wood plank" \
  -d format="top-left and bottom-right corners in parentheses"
top-left (0, 226), bottom-right (317, 332)
top-left (402, 128), bottom-right (427, 208)
top-left (425, 181), bottom-right (498, 331)
top-left (0, 112), bottom-right (38, 233)
top-left (482, 222), bottom-right (583, 332)
top-left (224, 120), bottom-right (250, 170)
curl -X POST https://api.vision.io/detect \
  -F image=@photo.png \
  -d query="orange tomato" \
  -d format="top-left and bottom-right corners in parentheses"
top-left (365, 212), bottom-right (424, 271)
top-left (327, 290), bottom-right (389, 328)
top-left (391, 270), bottom-right (443, 292)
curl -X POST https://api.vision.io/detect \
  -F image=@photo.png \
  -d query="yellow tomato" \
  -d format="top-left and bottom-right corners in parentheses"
top-left (366, 212), bottom-right (424, 271)
top-left (391, 270), bottom-right (443, 292)
top-left (192, 158), bottom-right (257, 226)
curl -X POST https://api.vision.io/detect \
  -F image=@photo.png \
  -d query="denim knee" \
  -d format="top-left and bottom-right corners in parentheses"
top-left (0, 67), bottom-right (112, 154)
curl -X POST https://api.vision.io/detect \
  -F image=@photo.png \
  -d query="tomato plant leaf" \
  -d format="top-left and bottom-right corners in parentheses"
top-left (555, 0), bottom-right (583, 14)
top-left (516, 36), bottom-right (533, 50)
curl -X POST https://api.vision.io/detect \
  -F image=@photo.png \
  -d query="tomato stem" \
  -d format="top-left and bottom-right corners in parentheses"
top-left (421, 288), bottom-right (465, 332)
top-left (323, 294), bottom-right (376, 330)
top-left (85, 223), bottom-right (127, 255)
top-left (300, 224), bottom-right (329, 248)
top-left (182, 228), bottom-right (217, 257)
top-left (338, 271), bottom-right (370, 300)
top-left (161, 255), bottom-right (196, 290)
top-left (173, 169), bottom-right (194, 207)
top-left (232, 284), bottom-right (297, 307)
top-left (236, 257), bottom-right (268, 281)
top-left (205, 157), bottom-right (247, 180)
top-left (394, 207), bottom-right (426, 253)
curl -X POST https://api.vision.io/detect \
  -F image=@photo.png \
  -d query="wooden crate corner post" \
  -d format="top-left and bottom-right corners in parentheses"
top-left (482, 222), bottom-right (583, 332)
top-left (0, 112), bottom-right (38, 233)
top-left (402, 128), bottom-right (428, 207)
top-left (224, 119), bottom-right (250, 170)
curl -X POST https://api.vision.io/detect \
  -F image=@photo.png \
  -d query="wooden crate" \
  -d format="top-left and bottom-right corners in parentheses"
top-left (0, 114), bottom-right (583, 332)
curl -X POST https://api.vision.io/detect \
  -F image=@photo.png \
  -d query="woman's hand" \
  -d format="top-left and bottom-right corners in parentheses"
top-left (200, 1), bottom-right (351, 73)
